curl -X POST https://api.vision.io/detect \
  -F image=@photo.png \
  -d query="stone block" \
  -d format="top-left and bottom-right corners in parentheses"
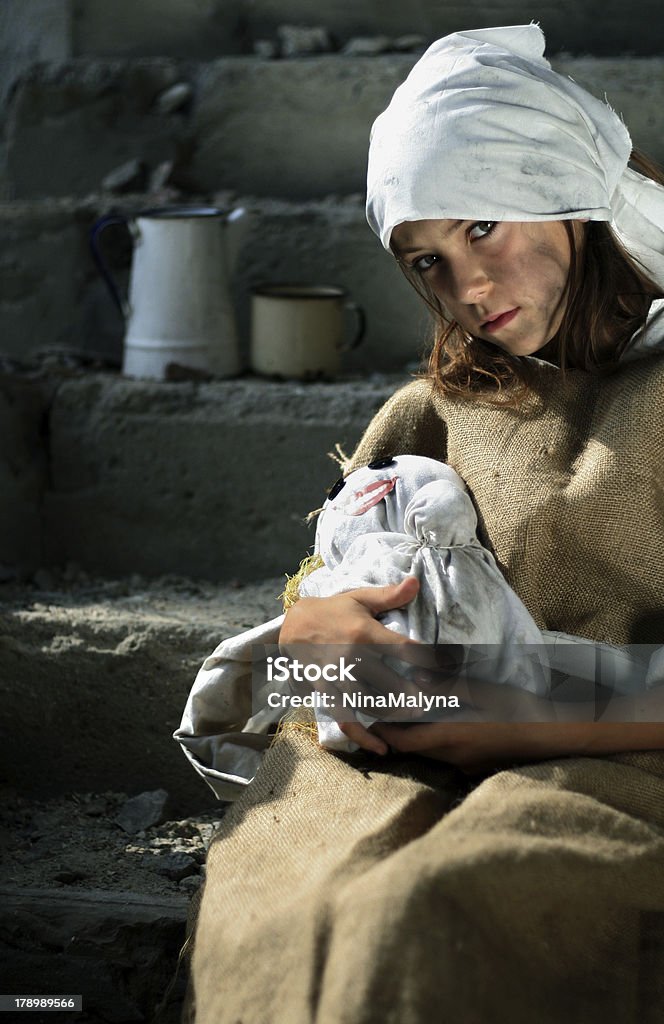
top-left (0, 572), bottom-right (284, 807)
top-left (42, 374), bottom-right (401, 580)
top-left (0, 886), bottom-right (188, 1023)
top-left (276, 24), bottom-right (335, 57)
top-left (190, 54), bottom-right (664, 197)
top-left (68, 0), bottom-right (664, 58)
top-left (0, 375), bottom-right (49, 577)
top-left (189, 55), bottom-right (414, 198)
top-left (7, 55), bottom-right (662, 202)
top-left (5, 59), bottom-right (186, 200)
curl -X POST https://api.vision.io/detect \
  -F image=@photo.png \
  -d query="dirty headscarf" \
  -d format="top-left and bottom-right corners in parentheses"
top-left (366, 24), bottom-right (664, 290)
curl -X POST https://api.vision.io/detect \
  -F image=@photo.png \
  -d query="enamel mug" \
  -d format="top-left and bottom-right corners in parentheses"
top-left (250, 284), bottom-right (366, 380)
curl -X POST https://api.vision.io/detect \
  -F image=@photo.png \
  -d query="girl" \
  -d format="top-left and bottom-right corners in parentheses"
top-left (186, 25), bottom-right (664, 1023)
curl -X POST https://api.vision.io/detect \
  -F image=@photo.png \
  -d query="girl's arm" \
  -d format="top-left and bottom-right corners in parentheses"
top-left (281, 577), bottom-right (664, 770)
top-left (362, 665), bottom-right (664, 770)
top-left (370, 720), bottom-right (664, 774)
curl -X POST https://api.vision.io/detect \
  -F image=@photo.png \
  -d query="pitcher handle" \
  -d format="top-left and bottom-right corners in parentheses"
top-left (344, 301), bottom-right (366, 350)
top-left (89, 214), bottom-right (132, 318)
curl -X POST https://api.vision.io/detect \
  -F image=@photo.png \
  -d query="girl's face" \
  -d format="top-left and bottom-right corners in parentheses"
top-left (391, 219), bottom-right (576, 357)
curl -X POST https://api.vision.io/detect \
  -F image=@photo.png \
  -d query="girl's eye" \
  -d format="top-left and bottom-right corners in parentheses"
top-left (412, 254), bottom-right (439, 274)
top-left (468, 221), bottom-right (496, 241)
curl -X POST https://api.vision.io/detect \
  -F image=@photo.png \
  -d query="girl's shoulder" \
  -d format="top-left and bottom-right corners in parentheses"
top-left (346, 378), bottom-right (448, 472)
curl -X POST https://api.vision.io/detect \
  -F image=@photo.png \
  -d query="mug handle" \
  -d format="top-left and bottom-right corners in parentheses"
top-left (89, 213), bottom-right (132, 318)
top-left (343, 301), bottom-right (366, 350)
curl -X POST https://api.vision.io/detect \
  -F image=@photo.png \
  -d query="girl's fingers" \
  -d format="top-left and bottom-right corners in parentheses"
top-left (337, 719), bottom-right (389, 755)
top-left (349, 576), bottom-right (420, 615)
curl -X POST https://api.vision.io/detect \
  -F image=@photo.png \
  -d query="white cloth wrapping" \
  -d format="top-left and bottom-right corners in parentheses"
top-left (366, 24), bottom-right (664, 291)
top-left (298, 455), bottom-right (549, 749)
top-left (175, 614), bottom-right (286, 802)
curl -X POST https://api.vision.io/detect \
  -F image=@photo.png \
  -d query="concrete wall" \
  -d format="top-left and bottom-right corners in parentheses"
top-left (61, 0), bottom-right (664, 58)
top-left (4, 60), bottom-right (184, 201)
top-left (0, 375), bottom-right (49, 578)
top-left (43, 374), bottom-right (401, 580)
top-left (0, 0), bottom-right (72, 108)
top-left (0, 372), bottom-right (404, 582)
top-left (0, 196), bottom-right (426, 371)
top-left (5, 55), bottom-right (664, 202)
top-left (0, 198), bottom-right (121, 362)
top-left (71, 0), bottom-right (246, 58)
top-left (0, 0), bottom-right (72, 198)
top-left (193, 54), bottom-right (664, 198)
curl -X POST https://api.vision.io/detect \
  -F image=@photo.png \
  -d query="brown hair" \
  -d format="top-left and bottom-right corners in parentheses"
top-left (394, 151), bottom-right (664, 405)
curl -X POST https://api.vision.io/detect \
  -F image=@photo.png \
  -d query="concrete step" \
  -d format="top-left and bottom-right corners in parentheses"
top-left (0, 574), bottom-right (286, 807)
top-left (5, 0), bottom-right (664, 74)
top-left (0, 886), bottom-right (189, 1023)
top-left (0, 570), bottom-right (309, 1021)
top-left (5, 54), bottom-right (664, 202)
top-left (0, 194), bottom-right (426, 370)
top-left (0, 371), bottom-right (402, 583)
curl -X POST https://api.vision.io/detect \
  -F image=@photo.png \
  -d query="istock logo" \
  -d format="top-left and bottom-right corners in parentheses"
top-left (266, 656), bottom-right (358, 684)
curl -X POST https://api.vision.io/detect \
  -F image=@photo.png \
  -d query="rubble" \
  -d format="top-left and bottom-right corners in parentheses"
top-left (254, 39), bottom-right (279, 60)
top-left (116, 789), bottom-right (171, 833)
top-left (276, 24), bottom-right (334, 58)
top-left (0, 789), bottom-right (222, 895)
top-left (342, 35), bottom-right (392, 56)
top-left (148, 158), bottom-right (177, 192)
top-left (101, 157), bottom-right (147, 194)
top-left (392, 33), bottom-right (429, 52)
top-left (149, 851), bottom-right (199, 882)
top-left (154, 81), bottom-right (193, 115)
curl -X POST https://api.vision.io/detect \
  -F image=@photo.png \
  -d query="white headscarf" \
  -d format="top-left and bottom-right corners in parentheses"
top-left (366, 24), bottom-right (664, 289)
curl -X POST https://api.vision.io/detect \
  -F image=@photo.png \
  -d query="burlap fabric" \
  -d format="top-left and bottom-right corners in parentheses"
top-left (188, 355), bottom-right (664, 1023)
top-left (347, 358), bottom-right (664, 645)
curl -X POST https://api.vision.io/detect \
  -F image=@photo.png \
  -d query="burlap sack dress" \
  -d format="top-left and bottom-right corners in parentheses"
top-left (187, 354), bottom-right (664, 1024)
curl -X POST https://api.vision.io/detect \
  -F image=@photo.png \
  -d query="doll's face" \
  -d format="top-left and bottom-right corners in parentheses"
top-left (317, 455), bottom-right (475, 566)
top-left (324, 456), bottom-right (465, 520)
top-left (327, 461), bottom-right (397, 517)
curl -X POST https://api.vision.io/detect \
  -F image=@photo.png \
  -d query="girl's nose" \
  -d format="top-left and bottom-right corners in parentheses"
top-left (448, 257), bottom-right (492, 304)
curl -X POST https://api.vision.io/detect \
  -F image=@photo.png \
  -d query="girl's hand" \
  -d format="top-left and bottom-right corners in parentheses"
top-left (279, 576), bottom-right (421, 649)
top-left (279, 577), bottom-right (433, 755)
top-left (339, 669), bottom-right (664, 770)
top-left (369, 719), bottom-right (664, 774)
top-left (280, 584), bottom-right (664, 765)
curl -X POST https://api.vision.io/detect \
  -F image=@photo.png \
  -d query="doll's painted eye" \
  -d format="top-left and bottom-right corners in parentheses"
top-left (327, 476), bottom-right (346, 500)
top-left (367, 456), bottom-right (395, 469)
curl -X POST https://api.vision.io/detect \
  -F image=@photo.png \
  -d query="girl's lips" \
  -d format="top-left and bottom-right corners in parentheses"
top-left (482, 308), bottom-right (520, 332)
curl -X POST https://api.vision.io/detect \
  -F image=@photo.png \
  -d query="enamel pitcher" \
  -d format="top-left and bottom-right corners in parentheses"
top-left (90, 206), bottom-right (245, 379)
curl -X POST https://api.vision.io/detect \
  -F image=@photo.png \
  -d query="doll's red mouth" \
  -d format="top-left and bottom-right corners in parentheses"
top-left (350, 477), bottom-right (397, 515)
